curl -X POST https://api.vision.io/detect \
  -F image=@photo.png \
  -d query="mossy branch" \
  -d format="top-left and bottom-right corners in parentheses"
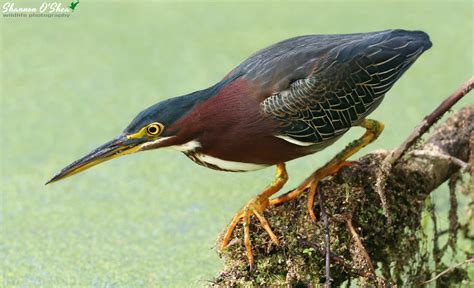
top-left (210, 101), bottom-right (473, 286)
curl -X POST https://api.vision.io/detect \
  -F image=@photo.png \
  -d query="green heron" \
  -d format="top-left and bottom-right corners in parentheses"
top-left (47, 29), bottom-right (431, 269)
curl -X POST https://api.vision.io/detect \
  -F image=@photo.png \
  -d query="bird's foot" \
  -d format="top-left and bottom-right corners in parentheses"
top-left (220, 195), bottom-right (280, 270)
top-left (220, 163), bottom-right (287, 271)
top-left (270, 160), bottom-right (354, 222)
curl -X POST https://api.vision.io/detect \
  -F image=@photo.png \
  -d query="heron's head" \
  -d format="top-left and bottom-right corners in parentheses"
top-left (46, 74), bottom-right (240, 185)
top-left (46, 95), bottom-right (201, 185)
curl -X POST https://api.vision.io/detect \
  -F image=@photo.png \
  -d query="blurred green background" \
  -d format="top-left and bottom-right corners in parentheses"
top-left (1, 0), bottom-right (472, 286)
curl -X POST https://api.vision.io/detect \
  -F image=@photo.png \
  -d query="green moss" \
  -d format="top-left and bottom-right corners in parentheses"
top-left (211, 153), bottom-right (472, 286)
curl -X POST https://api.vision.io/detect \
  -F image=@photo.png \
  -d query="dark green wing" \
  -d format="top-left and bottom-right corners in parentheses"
top-left (259, 30), bottom-right (431, 145)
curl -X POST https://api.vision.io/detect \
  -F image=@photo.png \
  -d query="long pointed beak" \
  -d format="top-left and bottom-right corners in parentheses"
top-left (46, 135), bottom-right (147, 185)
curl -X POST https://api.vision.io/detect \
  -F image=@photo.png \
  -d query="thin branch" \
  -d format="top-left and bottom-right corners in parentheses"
top-left (408, 150), bottom-right (470, 171)
top-left (346, 217), bottom-right (376, 276)
top-left (301, 240), bottom-right (376, 281)
top-left (428, 198), bottom-right (442, 282)
top-left (373, 161), bottom-right (392, 223)
top-left (418, 258), bottom-right (474, 285)
top-left (447, 173), bottom-right (461, 252)
top-left (318, 186), bottom-right (332, 287)
top-left (470, 133), bottom-right (474, 181)
top-left (388, 76), bottom-right (473, 165)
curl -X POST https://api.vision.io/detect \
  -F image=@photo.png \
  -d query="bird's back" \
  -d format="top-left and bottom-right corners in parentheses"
top-left (235, 30), bottom-right (431, 96)
top-left (230, 29), bottom-right (432, 147)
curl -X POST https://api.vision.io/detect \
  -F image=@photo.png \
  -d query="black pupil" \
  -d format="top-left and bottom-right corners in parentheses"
top-left (148, 126), bottom-right (158, 134)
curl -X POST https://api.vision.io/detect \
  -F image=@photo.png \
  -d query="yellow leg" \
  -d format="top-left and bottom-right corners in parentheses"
top-left (220, 163), bottom-right (288, 270)
top-left (270, 119), bottom-right (384, 221)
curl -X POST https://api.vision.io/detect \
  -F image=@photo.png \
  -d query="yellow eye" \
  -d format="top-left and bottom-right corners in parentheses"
top-left (146, 123), bottom-right (163, 136)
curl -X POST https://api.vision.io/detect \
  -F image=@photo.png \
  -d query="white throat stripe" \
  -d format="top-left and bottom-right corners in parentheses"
top-left (167, 140), bottom-right (202, 152)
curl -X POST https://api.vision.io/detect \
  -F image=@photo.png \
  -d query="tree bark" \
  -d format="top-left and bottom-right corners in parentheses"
top-left (211, 105), bottom-right (473, 287)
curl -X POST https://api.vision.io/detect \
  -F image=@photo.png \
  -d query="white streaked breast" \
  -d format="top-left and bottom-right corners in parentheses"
top-left (142, 138), bottom-right (268, 172)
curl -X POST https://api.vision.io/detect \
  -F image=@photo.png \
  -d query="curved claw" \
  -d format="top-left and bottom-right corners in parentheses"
top-left (220, 196), bottom-right (280, 270)
top-left (220, 163), bottom-right (287, 269)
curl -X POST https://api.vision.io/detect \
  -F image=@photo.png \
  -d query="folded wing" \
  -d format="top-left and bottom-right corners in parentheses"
top-left (257, 29), bottom-right (431, 145)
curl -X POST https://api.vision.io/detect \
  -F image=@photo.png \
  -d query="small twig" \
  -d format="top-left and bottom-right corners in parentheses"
top-left (435, 228), bottom-right (450, 236)
top-left (418, 258), bottom-right (474, 285)
top-left (318, 186), bottom-right (332, 287)
top-left (300, 240), bottom-right (377, 281)
top-left (409, 150), bottom-right (470, 171)
top-left (373, 162), bottom-right (392, 223)
top-left (428, 198), bottom-right (442, 281)
top-left (388, 76), bottom-right (473, 165)
top-left (470, 132), bottom-right (474, 184)
top-left (346, 217), bottom-right (376, 276)
top-left (447, 173), bottom-right (461, 253)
